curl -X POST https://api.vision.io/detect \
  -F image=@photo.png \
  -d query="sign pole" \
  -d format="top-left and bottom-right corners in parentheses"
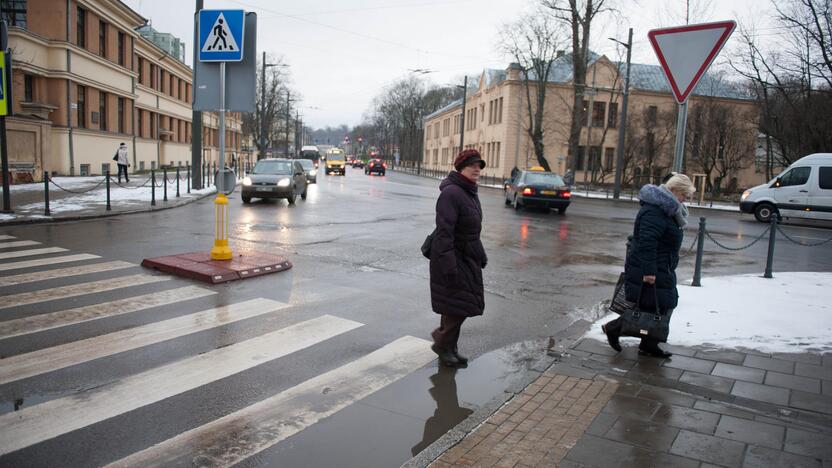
top-left (210, 61), bottom-right (232, 260)
top-left (0, 20), bottom-right (12, 213)
top-left (672, 101), bottom-right (688, 173)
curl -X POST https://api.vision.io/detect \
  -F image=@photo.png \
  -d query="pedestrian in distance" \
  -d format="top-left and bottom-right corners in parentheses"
top-left (510, 165), bottom-right (519, 180)
top-left (602, 173), bottom-right (696, 357)
top-left (564, 168), bottom-right (574, 188)
top-left (113, 142), bottom-right (130, 183)
top-left (429, 149), bottom-right (488, 368)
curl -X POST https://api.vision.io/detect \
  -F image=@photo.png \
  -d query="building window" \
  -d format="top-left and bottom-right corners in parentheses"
top-left (151, 161), bottom-right (157, 170)
top-left (117, 32), bottom-right (125, 66)
top-left (0, 0), bottom-right (27, 28)
top-left (575, 146), bottom-right (585, 170)
top-left (137, 57), bottom-right (144, 84)
top-left (497, 97), bottom-right (503, 124)
top-left (604, 147), bottom-right (615, 171)
top-left (607, 102), bottom-right (618, 128)
top-left (101, 162), bottom-right (110, 175)
top-left (77, 85), bottom-right (86, 128)
top-left (581, 100), bottom-right (589, 126)
top-left (99, 91), bottom-right (107, 131)
top-left (591, 101), bottom-right (606, 127)
top-left (150, 64), bottom-right (157, 89)
top-left (170, 75), bottom-right (175, 98)
top-left (98, 20), bottom-right (106, 58)
top-left (139, 161), bottom-right (145, 171)
top-left (76, 6), bottom-right (86, 48)
top-left (588, 146), bottom-right (602, 171)
top-left (80, 164), bottom-right (90, 176)
top-left (647, 106), bottom-right (658, 127)
top-left (118, 97), bottom-right (125, 133)
top-left (23, 74), bottom-right (33, 101)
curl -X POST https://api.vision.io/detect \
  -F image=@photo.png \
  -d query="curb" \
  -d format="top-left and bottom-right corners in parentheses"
top-left (402, 319), bottom-right (593, 468)
top-left (0, 188), bottom-right (224, 227)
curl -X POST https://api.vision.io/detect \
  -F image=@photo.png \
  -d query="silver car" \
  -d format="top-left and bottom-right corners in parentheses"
top-left (241, 159), bottom-right (308, 205)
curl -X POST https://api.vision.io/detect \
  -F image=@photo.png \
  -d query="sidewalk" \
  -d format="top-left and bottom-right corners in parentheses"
top-left (0, 174), bottom-right (218, 225)
top-left (413, 273), bottom-right (832, 467)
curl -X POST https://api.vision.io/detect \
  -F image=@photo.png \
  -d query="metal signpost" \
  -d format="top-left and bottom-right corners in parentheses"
top-left (648, 21), bottom-right (736, 173)
top-left (196, 9), bottom-right (253, 260)
top-left (0, 21), bottom-right (13, 213)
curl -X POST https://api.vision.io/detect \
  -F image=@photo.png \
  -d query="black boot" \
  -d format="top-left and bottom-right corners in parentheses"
top-left (638, 342), bottom-right (672, 358)
top-left (453, 348), bottom-right (469, 365)
top-left (602, 322), bottom-right (622, 352)
top-left (432, 344), bottom-right (461, 367)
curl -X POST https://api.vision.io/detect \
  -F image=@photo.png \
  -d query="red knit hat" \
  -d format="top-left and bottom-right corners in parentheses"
top-left (453, 149), bottom-right (486, 171)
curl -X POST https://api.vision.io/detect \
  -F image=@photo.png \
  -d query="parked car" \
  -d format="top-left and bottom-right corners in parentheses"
top-left (504, 169), bottom-right (571, 214)
top-left (740, 153), bottom-right (832, 222)
top-left (297, 158), bottom-right (317, 184)
top-left (364, 159), bottom-right (386, 175)
top-left (241, 158), bottom-right (308, 205)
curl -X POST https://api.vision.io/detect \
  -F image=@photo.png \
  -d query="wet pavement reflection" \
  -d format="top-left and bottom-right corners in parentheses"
top-left (411, 366), bottom-right (473, 456)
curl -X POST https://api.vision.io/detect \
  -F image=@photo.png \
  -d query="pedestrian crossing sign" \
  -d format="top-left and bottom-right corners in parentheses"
top-left (198, 10), bottom-right (245, 62)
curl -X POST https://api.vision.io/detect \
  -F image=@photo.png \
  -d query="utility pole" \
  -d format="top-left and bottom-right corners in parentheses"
top-left (260, 50), bottom-right (267, 160)
top-left (612, 28), bottom-right (633, 199)
top-left (191, 0), bottom-right (203, 188)
top-left (0, 21), bottom-right (13, 213)
top-left (294, 110), bottom-right (300, 158)
top-left (284, 90), bottom-right (291, 157)
top-left (459, 76), bottom-right (468, 151)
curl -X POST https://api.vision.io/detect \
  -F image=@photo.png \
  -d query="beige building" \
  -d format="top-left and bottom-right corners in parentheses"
top-left (3, 0), bottom-right (241, 181)
top-left (424, 54), bottom-right (763, 191)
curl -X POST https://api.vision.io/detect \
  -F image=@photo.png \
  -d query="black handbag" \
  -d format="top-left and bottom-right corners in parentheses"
top-left (421, 228), bottom-right (436, 259)
top-left (619, 284), bottom-right (671, 342)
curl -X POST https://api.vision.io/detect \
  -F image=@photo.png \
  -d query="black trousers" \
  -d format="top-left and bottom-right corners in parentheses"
top-left (117, 164), bottom-right (129, 182)
top-left (431, 314), bottom-right (465, 351)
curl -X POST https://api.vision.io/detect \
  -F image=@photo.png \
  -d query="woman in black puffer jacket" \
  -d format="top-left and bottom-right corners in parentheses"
top-left (602, 173), bottom-right (696, 357)
top-left (429, 149), bottom-right (488, 368)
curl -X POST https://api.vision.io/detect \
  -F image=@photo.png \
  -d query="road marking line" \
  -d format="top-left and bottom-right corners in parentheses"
top-left (0, 235), bottom-right (15, 240)
top-left (0, 286), bottom-right (216, 340)
top-left (0, 314), bottom-right (362, 455)
top-left (0, 254), bottom-right (101, 272)
top-left (0, 274), bottom-right (170, 310)
top-left (0, 240), bottom-right (41, 249)
top-left (0, 247), bottom-right (68, 260)
top-left (0, 261), bottom-right (135, 287)
top-left (0, 298), bottom-right (290, 385)
top-left (107, 336), bottom-right (434, 468)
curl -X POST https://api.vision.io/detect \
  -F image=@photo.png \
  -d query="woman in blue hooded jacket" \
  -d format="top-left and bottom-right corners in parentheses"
top-left (602, 173), bottom-right (696, 357)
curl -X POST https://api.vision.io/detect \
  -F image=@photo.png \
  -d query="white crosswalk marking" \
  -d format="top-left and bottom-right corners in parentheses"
top-left (0, 315), bottom-right (363, 455)
top-left (0, 274), bottom-right (169, 310)
top-left (0, 298), bottom-right (290, 385)
top-left (0, 285), bottom-right (216, 340)
top-left (0, 235), bottom-right (15, 240)
top-left (0, 240), bottom-right (40, 249)
top-left (0, 261), bottom-right (135, 287)
top-left (0, 247), bottom-right (68, 260)
top-left (0, 253), bottom-right (101, 272)
top-left (107, 336), bottom-right (434, 468)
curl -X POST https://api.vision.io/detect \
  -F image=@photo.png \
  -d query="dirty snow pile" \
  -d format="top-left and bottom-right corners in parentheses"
top-left (586, 272), bottom-right (832, 353)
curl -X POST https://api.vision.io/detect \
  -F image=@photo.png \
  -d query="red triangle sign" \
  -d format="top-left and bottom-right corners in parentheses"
top-left (648, 21), bottom-right (736, 103)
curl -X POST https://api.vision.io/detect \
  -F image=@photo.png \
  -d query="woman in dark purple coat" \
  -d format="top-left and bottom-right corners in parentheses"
top-left (429, 149), bottom-right (488, 367)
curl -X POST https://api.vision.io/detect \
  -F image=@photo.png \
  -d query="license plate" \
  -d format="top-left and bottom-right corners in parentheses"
top-left (541, 190), bottom-right (556, 195)
top-left (256, 187), bottom-right (272, 192)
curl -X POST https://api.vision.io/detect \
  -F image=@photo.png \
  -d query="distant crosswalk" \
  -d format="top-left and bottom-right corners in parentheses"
top-left (0, 234), bottom-right (435, 464)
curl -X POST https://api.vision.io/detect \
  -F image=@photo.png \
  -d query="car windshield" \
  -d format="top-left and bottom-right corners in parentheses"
top-left (328, 153), bottom-right (345, 161)
top-left (253, 161), bottom-right (293, 175)
top-left (524, 173), bottom-right (565, 186)
top-left (301, 151), bottom-right (319, 159)
top-left (298, 159), bottom-right (314, 170)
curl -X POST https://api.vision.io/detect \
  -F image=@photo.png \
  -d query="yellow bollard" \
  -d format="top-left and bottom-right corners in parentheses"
top-left (210, 193), bottom-right (233, 260)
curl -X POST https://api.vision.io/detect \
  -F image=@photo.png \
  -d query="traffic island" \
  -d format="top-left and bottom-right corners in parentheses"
top-left (141, 251), bottom-right (292, 284)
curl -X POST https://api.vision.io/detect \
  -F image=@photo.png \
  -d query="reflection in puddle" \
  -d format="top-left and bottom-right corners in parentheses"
top-left (411, 366), bottom-right (473, 456)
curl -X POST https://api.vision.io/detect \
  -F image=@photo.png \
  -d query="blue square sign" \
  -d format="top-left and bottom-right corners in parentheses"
top-left (198, 10), bottom-right (245, 62)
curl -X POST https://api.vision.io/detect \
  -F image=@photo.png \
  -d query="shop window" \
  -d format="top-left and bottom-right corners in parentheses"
top-left (80, 164), bottom-right (90, 176)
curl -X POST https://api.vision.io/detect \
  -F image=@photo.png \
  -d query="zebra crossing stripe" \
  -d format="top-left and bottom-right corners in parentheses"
top-left (0, 261), bottom-right (135, 287)
top-left (0, 247), bottom-right (68, 260)
top-left (0, 286), bottom-right (216, 340)
top-left (0, 315), bottom-right (363, 455)
top-left (0, 298), bottom-right (290, 385)
top-left (0, 274), bottom-right (170, 310)
top-left (0, 254), bottom-right (101, 272)
top-left (0, 240), bottom-right (41, 249)
top-left (0, 235), bottom-right (15, 240)
top-left (106, 336), bottom-right (434, 468)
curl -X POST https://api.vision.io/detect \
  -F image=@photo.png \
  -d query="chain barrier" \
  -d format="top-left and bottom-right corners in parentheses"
top-left (776, 225), bottom-right (832, 247)
top-left (704, 225), bottom-right (772, 251)
top-left (108, 174), bottom-right (156, 190)
top-left (47, 176), bottom-right (108, 194)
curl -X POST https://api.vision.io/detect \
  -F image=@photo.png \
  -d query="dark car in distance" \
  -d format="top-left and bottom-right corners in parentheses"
top-left (241, 159), bottom-right (308, 205)
top-left (364, 159), bottom-right (386, 176)
top-left (505, 170), bottom-right (571, 213)
top-left (297, 158), bottom-right (317, 184)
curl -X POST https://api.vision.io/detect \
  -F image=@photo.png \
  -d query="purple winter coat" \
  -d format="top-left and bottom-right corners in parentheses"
top-left (429, 171), bottom-right (488, 317)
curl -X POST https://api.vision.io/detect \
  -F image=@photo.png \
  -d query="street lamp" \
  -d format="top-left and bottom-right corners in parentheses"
top-left (260, 52), bottom-right (288, 160)
top-left (611, 28), bottom-right (633, 199)
top-left (453, 77), bottom-right (468, 152)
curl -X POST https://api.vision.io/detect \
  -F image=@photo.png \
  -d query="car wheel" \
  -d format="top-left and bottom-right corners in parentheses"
top-left (513, 196), bottom-right (521, 211)
top-left (754, 203), bottom-right (777, 223)
top-left (242, 196), bottom-right (251, 204)
top-left (301, 188), bottom-right (308, 200)
top-left (558, 207), bottom-right (567, 215)
top-left (287, 192), bottom-right (296, 205)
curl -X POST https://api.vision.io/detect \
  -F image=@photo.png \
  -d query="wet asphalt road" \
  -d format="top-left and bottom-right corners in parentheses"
top-left (0, 166), bottom-right (830, 467)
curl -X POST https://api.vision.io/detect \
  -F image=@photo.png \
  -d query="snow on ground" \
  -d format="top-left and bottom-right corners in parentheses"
top-left (585, 272), bottom-right (832, 354)
top-left (0, 177), bottom-right (104, 193)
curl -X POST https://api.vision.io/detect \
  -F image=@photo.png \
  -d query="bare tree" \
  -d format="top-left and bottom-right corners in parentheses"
top-left (242, 54), bottom-right (291, 158)
top-left (540, 0), bottom-right (614, 175)
top-left (500, 13), bottom-right (568, 171)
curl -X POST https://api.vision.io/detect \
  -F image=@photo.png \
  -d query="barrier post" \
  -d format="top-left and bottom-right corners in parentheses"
top-left (105, 169), bottom-right (111, 211)
top-left (176, 166), bottom-right (181, 197)
top-left (187, 163), bottom-right (191, 193)
top-left (764, 216), bottom-right (777, 278)
top-left (151, 170), bottom-right (156, 206)
top-left (692, 217), bottom-right (706, 286)
top-left (163, 167), bottom-right (168, 201)
top-left (43, 171), bottom-right (50, 216)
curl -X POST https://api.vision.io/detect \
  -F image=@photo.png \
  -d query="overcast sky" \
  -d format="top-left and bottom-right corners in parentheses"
top-left (124, 0), bottom-right (778, 129)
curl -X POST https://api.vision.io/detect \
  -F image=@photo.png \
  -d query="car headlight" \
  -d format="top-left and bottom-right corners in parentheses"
top-left (277, 178), bottom-right (291, 187)
top-left (243, 177), bottom-right (252, 186)
top-left (309, 170), bottom-right (317, 176)
top-left (741, 190), bottom-right (751, 201)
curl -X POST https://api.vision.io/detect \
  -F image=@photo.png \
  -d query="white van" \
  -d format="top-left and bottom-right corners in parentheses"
top-left (740, 153), bottom-right (832, 222)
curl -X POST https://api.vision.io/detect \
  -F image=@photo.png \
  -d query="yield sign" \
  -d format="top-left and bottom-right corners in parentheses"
top-left (648, 21), bottom-right (736, 103)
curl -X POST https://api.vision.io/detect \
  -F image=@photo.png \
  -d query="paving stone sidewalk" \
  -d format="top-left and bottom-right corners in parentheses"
top-left (422, 339), bottom-right (832, 467)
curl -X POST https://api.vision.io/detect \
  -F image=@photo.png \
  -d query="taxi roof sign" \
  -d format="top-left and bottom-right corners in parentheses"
top-left (198, 10), bottom-right (245, 62)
